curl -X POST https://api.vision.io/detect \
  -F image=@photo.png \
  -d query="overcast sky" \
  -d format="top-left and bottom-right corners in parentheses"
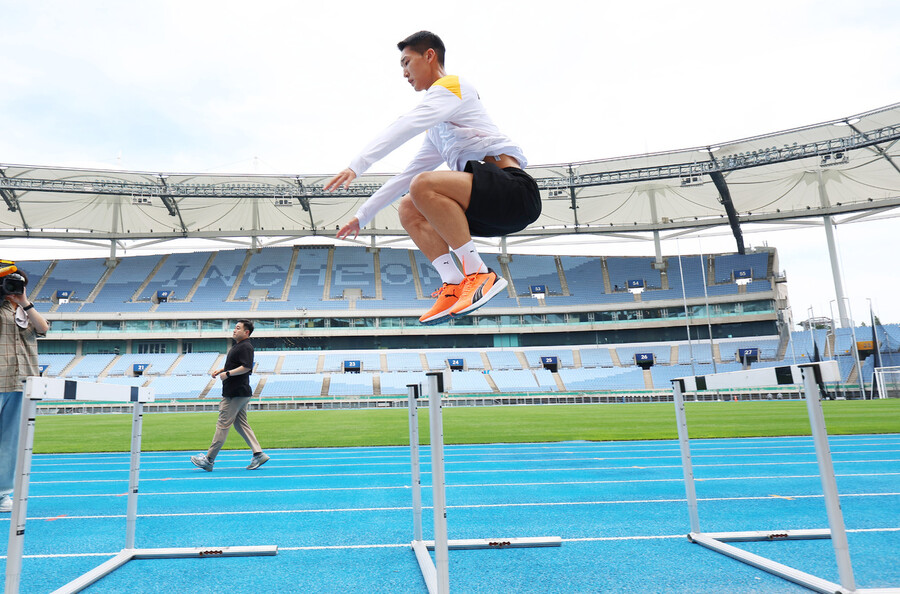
top-left (1, 1), bottom-right (898, 326)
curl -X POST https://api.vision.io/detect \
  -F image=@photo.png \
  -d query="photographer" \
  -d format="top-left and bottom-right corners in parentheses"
top-left (0, 268), bottom-right (49, 513)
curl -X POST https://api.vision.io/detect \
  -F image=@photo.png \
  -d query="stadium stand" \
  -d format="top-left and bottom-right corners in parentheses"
top-left (425, 351), bottom-right (486, 370)
top-left (280, 353), bottom-right (321, 374)
top-left (523, 349), bottom-right (575, 368)
top-left (506, 254), bottom-right (562, 296)
top-left (447, 371), bottom-right (492, 394)
top-left (385, 351), bottom-right (423, 371)
top-left (331, 247), bottom-right (376, 299)
top-left (171, 352), bottom-right (220, 376)
top-left (606, 256), bottom-right (661, 290)
top-left (147, 375), bottom-right (213, 399)
top-left (717, 337), bottom-right (780, 362)
top-left (259, 374), bottom-right (324, 398)
top-left (616, 345), bottom-right (672, 365)
top-left (85, 255), bottom-right (161, 312)
top-left (367, 247), bottom-right (420, 308)
top-left (38, 353), bottom-right (75, 376)
top-left (233, 246), bottom-right (293, 300)
top-left (489, 369), bottom-right (543, 392)
top-left (557, 367), bottom-right (646, 391)
top-left (486, 351), bottom-right (522, 370)
top-left (253, 353), bottom-right (282, 374)
top-left (106, 353), bottom-right (179, 376)
top-left (379, 371), bottom-right (429, 396)
top-left (579, 348), bottom-right (616, 368)
top-left (35, 258), bottom-right (108, 306)
top-left (138, 251), bottom-right (209, 302)
top-left (328, 372), bottom-right (373, 397)
top-left (675, 342), bottom-right (714, 365)
top-left (713, 252), bottom-right (769, 283)
top-left (65, 353), bottom-right (116, 378)
top-left (207, 374), bottom-right (262, 399)
top-left (322, 351), bottom-right (381, 372)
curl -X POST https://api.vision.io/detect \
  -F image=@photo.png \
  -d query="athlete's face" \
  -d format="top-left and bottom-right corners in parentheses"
top-left (400, 47), bottom-right (436, 92)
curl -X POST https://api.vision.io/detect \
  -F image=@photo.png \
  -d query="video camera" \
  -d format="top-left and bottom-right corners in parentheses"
top-left (0, 260), bottom-right (26, 297)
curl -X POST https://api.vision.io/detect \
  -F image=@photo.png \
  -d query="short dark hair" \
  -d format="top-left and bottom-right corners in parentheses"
top-left (236, 319), bottom-right (254, 335)
top-left (398, 31), bottom-right (445, 67)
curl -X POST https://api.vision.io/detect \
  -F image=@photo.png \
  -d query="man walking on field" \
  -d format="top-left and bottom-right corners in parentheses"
top-left (327, 30), bottom-right (541, 325)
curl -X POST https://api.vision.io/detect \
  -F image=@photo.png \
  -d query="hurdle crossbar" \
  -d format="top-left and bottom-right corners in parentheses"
top-left (672, 361), bottom-right (899, 594)
top-left (407, 373), bottom-right (561, 594)
top-left (5, 377), bottom-right (277, 594)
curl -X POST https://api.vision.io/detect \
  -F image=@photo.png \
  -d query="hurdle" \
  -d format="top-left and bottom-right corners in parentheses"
top-left (5, 377), bottom-right (277, 594)
top-left (672, 361), bottom-right (899, 594)
top-left (406, 372), bottom-right (561, 594)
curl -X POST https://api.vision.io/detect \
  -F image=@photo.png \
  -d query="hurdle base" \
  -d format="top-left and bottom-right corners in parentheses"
top-left (51, 545), bottom-right (278, 594)
top-left (424, 536), bottom-right (562, 550)
top-left (689, 532), bottom-right (853, 594)
top-left (412, 537), bottom-right (561, 594)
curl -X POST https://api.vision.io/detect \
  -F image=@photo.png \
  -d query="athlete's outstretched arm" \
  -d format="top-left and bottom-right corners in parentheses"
top-left (324, 168), bottom-right (357, 192)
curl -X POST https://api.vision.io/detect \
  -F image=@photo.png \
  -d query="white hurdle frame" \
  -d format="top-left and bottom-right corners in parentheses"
top-left (407, 372), bottom-right (561, 594)
top-left (672, 361), bottom-right (899, 594)
top-left (5, 377), bottom-right (277, 594)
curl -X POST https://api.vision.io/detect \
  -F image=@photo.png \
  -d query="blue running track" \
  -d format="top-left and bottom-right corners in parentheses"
top-left (2, 434), bottom-right (899, 592)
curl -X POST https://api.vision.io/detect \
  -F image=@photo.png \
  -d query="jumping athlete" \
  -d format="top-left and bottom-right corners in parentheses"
top-left (326, 31), bottom-right (541, 324)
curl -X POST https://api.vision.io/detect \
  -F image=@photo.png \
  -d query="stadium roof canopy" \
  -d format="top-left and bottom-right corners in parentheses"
top-left (1, 102), bottom-right (898, 253)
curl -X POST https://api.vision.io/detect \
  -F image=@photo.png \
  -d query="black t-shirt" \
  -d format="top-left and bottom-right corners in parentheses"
top-left (222, 338), bottom-right (253, 398)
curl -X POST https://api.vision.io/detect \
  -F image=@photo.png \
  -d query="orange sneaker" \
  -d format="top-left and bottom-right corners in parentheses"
top-left (449, 269), bottom-right (508, 318)
top-left (418, 282), bottom-right (463, 325)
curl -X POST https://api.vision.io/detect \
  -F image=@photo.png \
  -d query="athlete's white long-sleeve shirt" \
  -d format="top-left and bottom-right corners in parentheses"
top-left (347, 75), bottom-right (527, 228)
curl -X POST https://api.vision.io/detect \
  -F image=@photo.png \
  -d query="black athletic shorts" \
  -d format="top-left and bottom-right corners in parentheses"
top-left (464, 160), bottom-right (542, 237)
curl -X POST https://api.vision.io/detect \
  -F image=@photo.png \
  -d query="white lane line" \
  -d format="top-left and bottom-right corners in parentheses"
top-left (30, 440), bottom-right (900, 467)
top-left (29, 466), bottom-right (900, 486)
top-left (6, 526), bottom-right (899, 560)
top-left (5, 493), bottom-right (899, 522)
top-left (26, 455), bottom-right (900, 476)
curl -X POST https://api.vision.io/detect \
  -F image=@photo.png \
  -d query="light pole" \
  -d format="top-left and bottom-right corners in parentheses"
top-left (830, 298), bottom-right (864, 398)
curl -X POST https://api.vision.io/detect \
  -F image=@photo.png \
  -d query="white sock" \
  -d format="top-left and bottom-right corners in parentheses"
top-left (452, 240), bottom-right (488, 275)
top-left (431, 253), bottom-right (465, 285)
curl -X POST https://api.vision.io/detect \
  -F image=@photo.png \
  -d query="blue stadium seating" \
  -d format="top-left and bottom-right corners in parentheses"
top-left (281, 353), bottom-right (321, 374)
top-left (616, 345), bottom-right (672, 365)
top-left (65, 353), bottom-right (116, 378)
top-left (447, 371), bottom-right (492, 393)
top-left (107, 353), bottom-right (178, 376)
top-left (322, 352), bottom-right (381, 372)
top-left (259, 374), bottom-right (324, 398)
top-left (254, 354), bottom-right (282, 374)
top-left (328, 373), bottom-right (373, 397)
top-left (139, 251), bottom-right (210, 301)
top-left (558, 367), bottom-right (646, 391)
top-left (486, 351), bottom-right (522, 370)
top-left (234, 247), bottom-right (293, 300)
top-left (147, 375), bottom-right (212, 399)
top-left (379, 371), bottom-right (429, 395)
top-left (676, 342), bottom-right (714, 364)
top-left (506, 254), bottom-right (561, 296)
top-left (523, 349), bottom-right (574, 368)
top-left (579, 348), bottom-right (615, 368)
top-left (90, 255), bottom-right (161, 308)
top-left (385, 352), bottom-right (422, 371)
top-left (606, 257), bottom-right (661, 290)
top-left (171, 352), bottom-right (220, 376)
top-left (38, 353), bottom-right (75, 376)
top-left (714, 253), bottom-right (769, 283)
top-left (425, 351), bottom-right (485, 370)
top-left (206, 374), bottom-right (262, 399)
top-left (331, 247), bottom-right (376, 299)
top-left (37, 258), bottom-right (107, 303)
top-left (489, 369), bottom-right (542, 392)
top-left (376, 248), bottom-right (420, 307)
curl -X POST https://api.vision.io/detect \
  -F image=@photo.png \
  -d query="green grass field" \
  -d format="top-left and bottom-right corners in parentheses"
top-left (32, 399), bottom-right (900, 453)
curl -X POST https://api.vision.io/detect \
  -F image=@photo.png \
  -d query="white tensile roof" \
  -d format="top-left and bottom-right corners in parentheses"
top-left (1, 102), bottom-right (898, 249)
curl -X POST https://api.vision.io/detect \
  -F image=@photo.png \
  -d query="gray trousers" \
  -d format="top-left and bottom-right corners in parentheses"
top-left (206, 396), bottom-right (262, 462)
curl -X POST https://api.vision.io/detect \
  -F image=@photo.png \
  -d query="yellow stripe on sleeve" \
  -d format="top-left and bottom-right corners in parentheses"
top-left (432, 75), bottom-right (461, 99)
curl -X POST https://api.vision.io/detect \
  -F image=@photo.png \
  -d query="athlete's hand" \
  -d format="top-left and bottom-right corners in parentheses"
top-left (324, 168), bottom-right (357, 192)
top-left (337, 218), bottom-right (361, 240)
